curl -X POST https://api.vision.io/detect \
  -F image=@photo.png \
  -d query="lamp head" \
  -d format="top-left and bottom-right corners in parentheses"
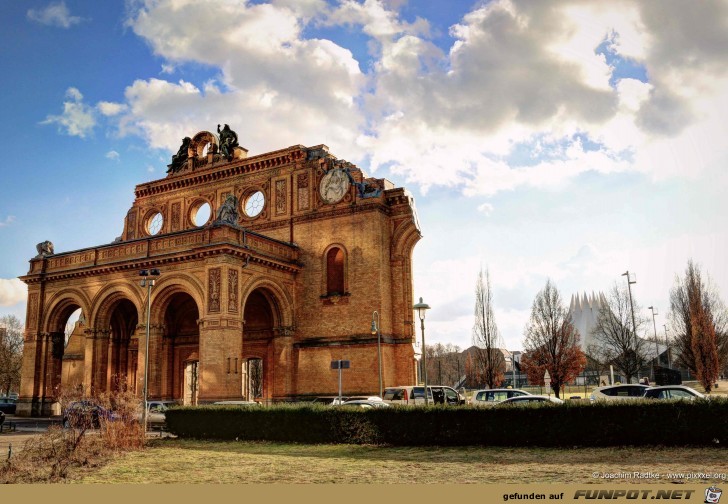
top-left (370, 319), bottom-right (378, 335)
top-left (412, 297), bottom-right (430, 321)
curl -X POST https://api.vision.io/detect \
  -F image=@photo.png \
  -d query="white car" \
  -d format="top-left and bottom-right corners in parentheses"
top-left (497, 395), bottom-right (564, 405)
top-left (470, 388), bottom-right (531, 406)
top-left (642, 385), bottom-right (706, 400)
top-left (589, 384), bottom-right (649, 402)
top-left (138, 401), bottom-right (177, 427)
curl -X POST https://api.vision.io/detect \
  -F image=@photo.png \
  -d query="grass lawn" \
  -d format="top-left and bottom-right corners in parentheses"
top-left (75, 440), bottom-right (728, 484)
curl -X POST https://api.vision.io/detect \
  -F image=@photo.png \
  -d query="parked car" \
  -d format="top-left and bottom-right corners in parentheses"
top-left (589, 384), bottom-right (649, 402)
top-left (382, 385), bottom-right (465, 406)
top-left (212, 400), bottom-right (261, 407)
top-left (0, 397), bottom-right (17, 414)
top-left (339, 399), bottom-right (390, 409)
top-left (642, 385), bottom-right (706, 400)
top-left (136, 400), bottom-right (178, 427)
top-left (498, 395), bottom-right (564, 405)
top-left (470, 389), bottom-right (531, 406)
top-left (312, 396), bottom-right (349, 405)
top-left (62, 401), bottom-right (120, 429)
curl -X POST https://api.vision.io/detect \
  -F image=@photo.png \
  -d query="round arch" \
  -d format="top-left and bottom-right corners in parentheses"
top-left (321, 243), bottom-right (349, 297)
top-left (148, 273), bottom-right (205, 324)
top-left (88, 281), bottom-right (144, 330)
top-left (189, 131), bottom-right (218, 158)
top-left (239, 277), bottom-right (294, 328)
top-left (42, 288), bottom-right (92, 334)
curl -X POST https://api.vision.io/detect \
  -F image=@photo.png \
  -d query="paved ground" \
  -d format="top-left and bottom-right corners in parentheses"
top-left (0, 416), bottom-right (61, 455)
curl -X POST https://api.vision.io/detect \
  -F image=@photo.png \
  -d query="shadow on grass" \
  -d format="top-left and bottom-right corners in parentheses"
top-left (146, 438), bottom-right (727, 466)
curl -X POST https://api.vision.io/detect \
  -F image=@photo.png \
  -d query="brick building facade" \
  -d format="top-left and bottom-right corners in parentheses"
top-left (18, 129), bottom-right (421, 416)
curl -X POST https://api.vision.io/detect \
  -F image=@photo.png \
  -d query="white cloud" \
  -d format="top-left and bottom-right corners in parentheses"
top-left (115, 0), bottom-right (366, 157)
top-left (41, 87), bottom-right (96, 138)
top-left (0, 216), bottom-right (15, 228)
top-left (0, 279), bottom-right (27, 307)
top-left (97, 101), bottom-right (127, 116)
top-left (105, 150), bottom-right (120, 161)
top-left (27, 2), bottom-right (83, 28)
top-left (477, 203), bottom-right (494, 216)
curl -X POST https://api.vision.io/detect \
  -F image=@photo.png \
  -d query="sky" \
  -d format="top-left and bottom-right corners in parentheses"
top-left (1, 0), bottom-right (727, 352)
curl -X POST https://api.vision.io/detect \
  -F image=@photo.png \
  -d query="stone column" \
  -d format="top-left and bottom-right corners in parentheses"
top-left (198, 317), bottom-right (243, 402)
top-left (16, 331), bottom-right (41, 416)
top-left (83, 328), bottom-right (96, 394)
top-left (93, 329), bottom-right (111, 394)
top-left (271, 327), bottom-right (294, 400)
top-left (136, 324), bottom-right (165, 400)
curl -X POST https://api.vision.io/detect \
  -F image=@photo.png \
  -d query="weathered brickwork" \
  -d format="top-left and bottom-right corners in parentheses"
top-left (17, 132), bottom-right (421, 416)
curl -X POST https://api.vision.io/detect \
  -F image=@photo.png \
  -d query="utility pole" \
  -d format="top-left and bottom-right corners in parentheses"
top-left (648, 306), bottom-right (659, 380)
top-left (622, 271), bottom-right (638, 383)
top-left (663, 324), bottom-right (671, 369)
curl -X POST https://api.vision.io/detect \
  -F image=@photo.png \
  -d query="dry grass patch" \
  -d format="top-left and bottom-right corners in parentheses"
top-left (77, 439), bottom-right (728, 484)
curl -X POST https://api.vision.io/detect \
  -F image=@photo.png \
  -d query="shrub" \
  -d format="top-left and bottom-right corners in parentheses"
top-left (166, 399), bottom-right (728, 447)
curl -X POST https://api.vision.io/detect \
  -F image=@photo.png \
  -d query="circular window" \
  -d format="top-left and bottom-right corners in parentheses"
top-left (193, 202), bottom-right (211, 226)
top-left (244, 191), bottom-right (265, 218)
top-left (147, 212), bottom-right (164, 235)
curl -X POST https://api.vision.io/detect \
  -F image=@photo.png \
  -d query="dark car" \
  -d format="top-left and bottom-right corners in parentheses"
top-left (62, 400), bottom-right (119, 429)
top-left (0, 397), bottom-right (16, 414)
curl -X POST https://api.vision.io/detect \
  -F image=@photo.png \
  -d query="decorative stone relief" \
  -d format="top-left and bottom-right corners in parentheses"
top-left (319, 168), bottom-right (349, 204)
top-left (208, 267), bottom-right (221, 313)
top-left (27, 293), bottom-right (39, 330)
top-left (297, 173), bottom-right (309, 210)
top-left (275, 179), bottom-right (286, 215)
top-left (171, 202), bottom-right (181, 231)
top-left (228, 269), bottom-right (239, 313)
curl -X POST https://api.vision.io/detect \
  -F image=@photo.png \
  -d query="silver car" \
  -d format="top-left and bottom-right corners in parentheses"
top-left (470, 388), bottom-right (531, 406)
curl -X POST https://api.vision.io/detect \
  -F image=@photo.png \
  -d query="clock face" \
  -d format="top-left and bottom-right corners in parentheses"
top-left (319, 168), bottom-right (350, 204)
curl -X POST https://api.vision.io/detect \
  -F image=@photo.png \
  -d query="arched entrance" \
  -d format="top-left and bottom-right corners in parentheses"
top-left (161, 292), bottom-right (200, 405)
top-left (45, 300), bottom-right (84, 406)
top-left (242, 289), bottom-right (278, 402)
top-left (107, 299), bottom-right (139, 392)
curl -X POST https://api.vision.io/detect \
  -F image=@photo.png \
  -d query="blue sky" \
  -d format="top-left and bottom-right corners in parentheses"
top-left (1, 0), bottom-right (727, 352)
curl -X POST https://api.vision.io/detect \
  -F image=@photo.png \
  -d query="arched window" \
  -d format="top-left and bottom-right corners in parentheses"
top-left (326, 247), bottom-right (345, 295)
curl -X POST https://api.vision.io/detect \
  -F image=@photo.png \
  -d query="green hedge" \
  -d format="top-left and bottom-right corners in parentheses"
top-left (165, 399), bottom-right (728, 447)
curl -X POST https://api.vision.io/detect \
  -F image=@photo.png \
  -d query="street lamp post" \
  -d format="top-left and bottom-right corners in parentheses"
top-left (413, 297), bottom-right (430, 406)
top-left (648, 306), bottom-right (659, 380)
top-left (370, 311), bottom-right (383, 398)
top-left (140, 268), bottom-right (160, 434)
top-left (622, 271), bottom-right (638, 382)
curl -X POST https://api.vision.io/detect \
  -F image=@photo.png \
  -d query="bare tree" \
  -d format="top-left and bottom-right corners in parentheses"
top-left (247, 358), bottom-right (263, 399)
top-left (521, 279), bottom-right (586, 398)
top-left (668, 260), bottom-right (727, 383)
top-left (426, 343), bottom-right (464, 387)
top-left (584, 344), bottom-right (611, 385)
top-left (591, 283), bottom-right (648, 384)
top-left (0, 314), bottom-right (24, 396)
top-left (472, 267), bottom-right (505, 388)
